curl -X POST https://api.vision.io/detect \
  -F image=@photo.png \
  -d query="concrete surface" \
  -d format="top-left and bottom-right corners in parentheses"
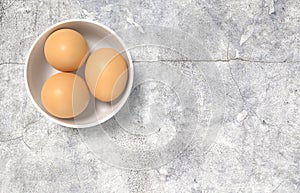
top-left (0, 0), bottom-right (300, 192)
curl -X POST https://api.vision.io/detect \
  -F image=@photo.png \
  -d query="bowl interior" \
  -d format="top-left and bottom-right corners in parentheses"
top-left (26, 20), bottom-right (133, 128)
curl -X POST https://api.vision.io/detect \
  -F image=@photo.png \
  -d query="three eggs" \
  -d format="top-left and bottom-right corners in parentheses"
top-left (41, 29), bottom-right (128, 119)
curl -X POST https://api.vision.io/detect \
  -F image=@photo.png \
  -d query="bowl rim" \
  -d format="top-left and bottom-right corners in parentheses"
top-left (24, 19), bottom-right (134, 128)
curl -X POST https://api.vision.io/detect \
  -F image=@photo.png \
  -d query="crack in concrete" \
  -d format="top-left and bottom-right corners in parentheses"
top-left (23, 118), bottom-right (42, 130)
top-left (0, 135), bottom-right (23, 143)
top-left (0, 62), bottom-right (23, 65)
top-left (133, 58), bottom-right (300, 64)
top-left (228, 64), bottom-right (247, 104)
top-left (22, 137), bottom-right (33, 151)
top-left (33, 2), bottom-right (39, 31)
top-left (0, 59), bottom-right (299, 66)
top-left (271, 180), bottom-right (285, 193)
top-left (1, 0), bottom-right (17, 11)
top-left (0, 0), bottom-right (17, 25)
top-left (228, 63), bottom-right (263, 120)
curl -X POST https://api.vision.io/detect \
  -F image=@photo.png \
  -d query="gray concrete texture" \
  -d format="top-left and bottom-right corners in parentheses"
top-left (0, 0), bottom-right (300, 192)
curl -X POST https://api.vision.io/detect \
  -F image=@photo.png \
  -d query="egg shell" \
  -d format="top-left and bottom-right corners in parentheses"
top-left (44, 29), bottom-right (89, 72)
top-left (85, 48), bottom-right (128, 102)
top-left (41, 73), bottom-right (90, 118)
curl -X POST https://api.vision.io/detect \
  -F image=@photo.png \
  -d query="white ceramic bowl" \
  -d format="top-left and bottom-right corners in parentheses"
top-left (25, 19), bottom-right (134, 128)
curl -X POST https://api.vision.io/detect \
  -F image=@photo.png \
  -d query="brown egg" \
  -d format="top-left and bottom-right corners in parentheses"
top-left (44, 29), bottom-right (89, 72)
top-left (41, 73), bottom-right (90, 118)
top-left (85, 48), bottom-right (128, 102)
